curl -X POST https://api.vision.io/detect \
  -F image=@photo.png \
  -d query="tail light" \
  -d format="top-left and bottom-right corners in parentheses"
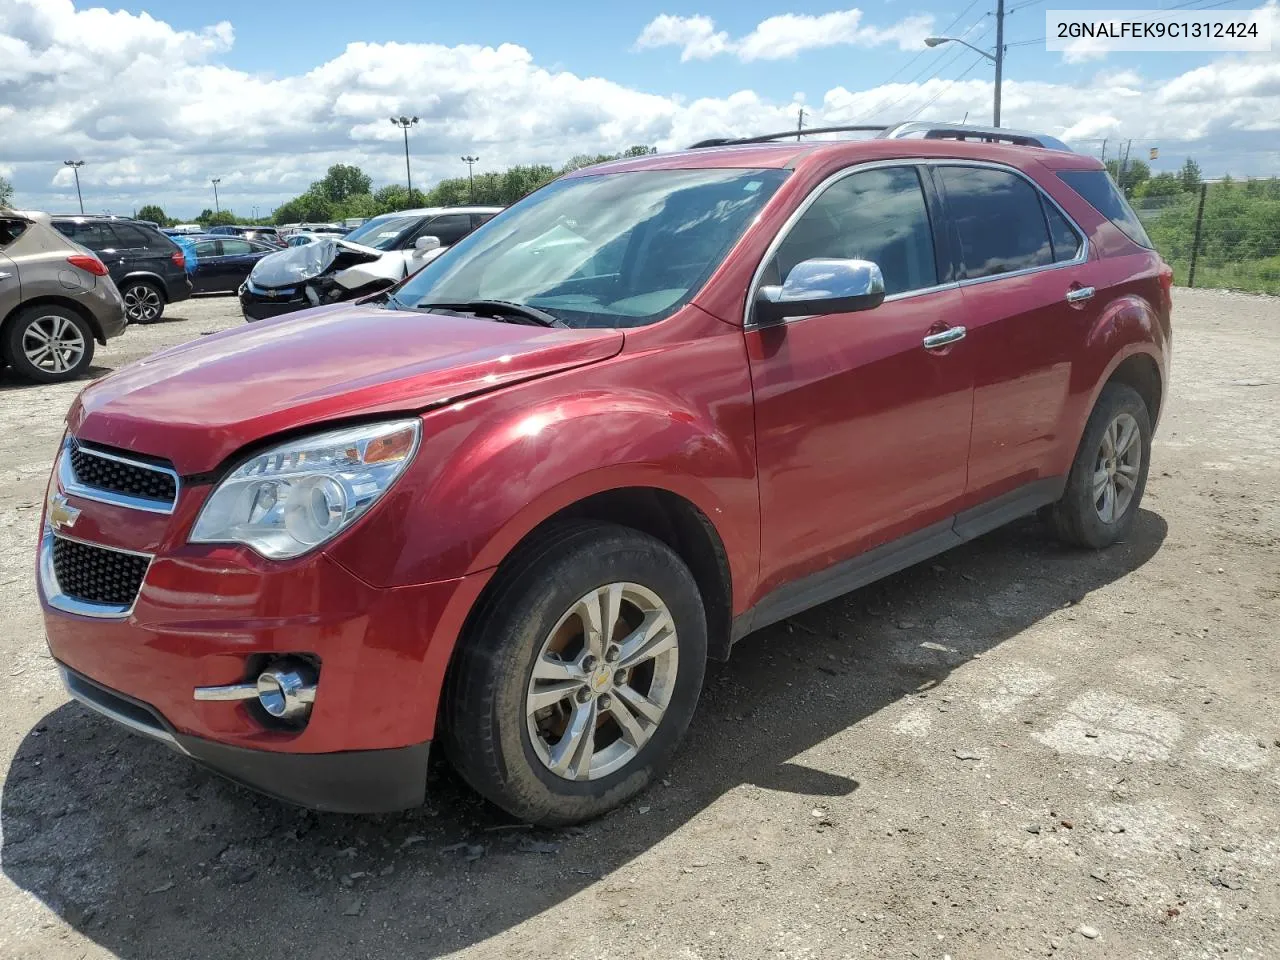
top-left (67, 254), bottom-right (108, 277)
top-left (171, 250), bottom-right (186, 269)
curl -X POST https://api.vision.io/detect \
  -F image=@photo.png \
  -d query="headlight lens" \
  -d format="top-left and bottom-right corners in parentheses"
top-left (190, 419), bottom-right (420, 559)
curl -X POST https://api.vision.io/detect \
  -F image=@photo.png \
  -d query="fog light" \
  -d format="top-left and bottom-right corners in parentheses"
top-left (256, 660), bottom-right (317, 720)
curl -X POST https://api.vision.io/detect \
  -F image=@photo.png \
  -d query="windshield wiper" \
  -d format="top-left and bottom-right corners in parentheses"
top-left (416, 299), bottom-right (567, 328)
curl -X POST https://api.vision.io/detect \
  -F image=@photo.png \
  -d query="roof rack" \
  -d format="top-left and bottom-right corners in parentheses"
top-left (687, 121), bottom-right (1071, 153)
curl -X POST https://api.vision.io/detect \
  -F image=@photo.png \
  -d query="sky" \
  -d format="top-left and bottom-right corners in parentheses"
top-left (1, 0), bottom-right (1278, 219)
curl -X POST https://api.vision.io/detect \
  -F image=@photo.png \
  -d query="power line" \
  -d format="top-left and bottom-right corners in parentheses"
top-left (852, 19), bottom-right (992, 122)
top-left (1007, 0), bottom-right (1047, 11)
top-left (903, 53), bottom-right (988, 121)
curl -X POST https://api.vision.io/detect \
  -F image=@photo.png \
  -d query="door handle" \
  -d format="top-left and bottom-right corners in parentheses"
top-left (1065, 286), bottom-right (1095, 303)
top-left (922, 326), bottom-right (966, 350)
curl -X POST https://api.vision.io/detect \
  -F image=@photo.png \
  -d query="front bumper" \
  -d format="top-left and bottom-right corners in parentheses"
top-left (239, 283), bottom-right (309, 321)
top-left (60, 663), bottom-right (430, 812)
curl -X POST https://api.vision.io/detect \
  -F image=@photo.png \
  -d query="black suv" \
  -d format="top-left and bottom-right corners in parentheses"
top-left (52, 216), bottom-right (192, 323)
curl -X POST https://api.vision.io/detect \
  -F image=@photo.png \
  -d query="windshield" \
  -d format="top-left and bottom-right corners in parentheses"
top-left (391, 168), bottom-right (788, 328)
top-left (345, 215), bottom-right (422, 250)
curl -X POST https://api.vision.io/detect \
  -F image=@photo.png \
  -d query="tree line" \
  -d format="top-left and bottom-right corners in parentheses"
top-left (131, 147), bottom-right (657, 228)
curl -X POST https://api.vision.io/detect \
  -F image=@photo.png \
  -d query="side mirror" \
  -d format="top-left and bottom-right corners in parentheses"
top-left (413, 235), bottom-right (441, 254)
top-left (754, 258), bottom-right (886, 326)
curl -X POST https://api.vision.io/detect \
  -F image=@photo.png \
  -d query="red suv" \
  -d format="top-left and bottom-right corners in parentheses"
top-left (39, 124), bottom-right (1171, 824)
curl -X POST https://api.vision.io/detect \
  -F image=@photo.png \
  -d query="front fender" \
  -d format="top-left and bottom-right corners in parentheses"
top-left (328, 376), bottom-right (759, 597)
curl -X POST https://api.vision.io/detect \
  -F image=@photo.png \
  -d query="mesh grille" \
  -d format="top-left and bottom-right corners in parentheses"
top-left (51, 537), bottom-right (149, 608)
top-left (69, 443), bottom-right (176, 505)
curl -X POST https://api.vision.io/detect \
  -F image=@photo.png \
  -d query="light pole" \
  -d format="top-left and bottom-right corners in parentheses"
top-left (211, 178), bottom-right (222, 214)
top-left (461, 155), bottom-right (479, 196)
top-left (63, 160), bottom-right (85, 214)
top-left (925, 0), bottom-right (1005, 127)
top-left (390, 116), bottom-right (420, 204)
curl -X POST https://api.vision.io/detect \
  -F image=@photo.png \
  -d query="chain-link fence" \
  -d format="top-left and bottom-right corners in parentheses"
top-left (1131, 178), bottom-right (1280, 296)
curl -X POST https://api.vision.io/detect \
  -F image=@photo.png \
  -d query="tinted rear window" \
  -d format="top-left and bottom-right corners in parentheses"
top-left (938, 166), bottom-right (1054, 279)
top-left (1058, 170), bottom-right (1152, 249)
top-left (0, 220), bottom-right (27, 246)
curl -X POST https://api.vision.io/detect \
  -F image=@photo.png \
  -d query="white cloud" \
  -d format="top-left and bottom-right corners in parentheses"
top-left (1, 0), bottom-right (1277, 217)
top-left (635, 8), bottom-right (932, 61)
top-left (633, 14), bottom-right (730, 61)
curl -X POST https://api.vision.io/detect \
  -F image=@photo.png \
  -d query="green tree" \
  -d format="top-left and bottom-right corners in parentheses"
top-left (136, 204), bottom-right (168, 226)
top-left (317, 164), bottom-right (373, 204)
top-left (1133, 172), bottom-right (1181, 199)
top-left (1179, 157), bottom-right (1202, 192)
top-left (0, 175), bottom-right (13, 208)
top-left (205, 210), bottom-right (238, 227)
top-left (272, 189), bottom-right (334, 224)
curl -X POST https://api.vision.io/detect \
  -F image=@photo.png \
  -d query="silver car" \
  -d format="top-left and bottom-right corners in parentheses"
top-left (0, 209), bottom-right (126, 383)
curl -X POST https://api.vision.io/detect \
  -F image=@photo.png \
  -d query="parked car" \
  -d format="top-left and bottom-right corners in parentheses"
top-left (284, 230), bottom-right (344, 247)
top-left (52, 215), bottom-right (191, 324)
top-left (186, 234), bottom-right (279, 294)
top-left (164, 224), bottom-right (205, 236)
top-left (206, 224), bottom-right (283, 246)
top-left (39, 124), bottom-right (1171, 824)
top-left (0, 208), bottom-right (126, 382)
top-left (239, 206), bottom-right (501, 320)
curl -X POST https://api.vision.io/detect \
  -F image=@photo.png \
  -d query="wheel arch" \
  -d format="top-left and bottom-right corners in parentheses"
top-left (116, 271), bottom-right (169, 302)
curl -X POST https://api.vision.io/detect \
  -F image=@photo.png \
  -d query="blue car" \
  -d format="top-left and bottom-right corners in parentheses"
top-left (186, 234), bottom-right (279, 294)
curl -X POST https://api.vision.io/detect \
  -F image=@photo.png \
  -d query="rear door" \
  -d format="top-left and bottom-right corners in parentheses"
top-left (934, 163), bottom-right (1096, 505)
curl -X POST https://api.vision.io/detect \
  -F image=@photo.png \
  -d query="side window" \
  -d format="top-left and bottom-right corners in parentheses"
top-left (767, 166), bottom-right (937, 297)
top-left (471, 212), bottom-right (497, 229)
top-left (1043, 200), bottom-right (1083, 263)
top-left (58, 221), bottom-right (116, 251)
top-left (194, 240), bottom-right (219, 258)
top-left (109, 223), bottom-right (151, 248)
top-left (938, 166), bottom-right (1054, 279)
top-left (220, 239), bottom-right (253, 256)
top-left (419, 214), bottom-right (472, 247)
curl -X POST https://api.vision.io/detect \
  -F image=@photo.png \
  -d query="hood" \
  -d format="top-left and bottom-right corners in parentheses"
top-left (248, 238), bottom-right (382, 289)
top-left (68, 305), bottom-right (624, 474)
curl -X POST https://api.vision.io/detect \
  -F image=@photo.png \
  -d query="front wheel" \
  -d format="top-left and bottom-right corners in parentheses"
top-left (1045, 382), bottom-right (1152, 548)
top-left (441, 523), bottom-right (707, 825)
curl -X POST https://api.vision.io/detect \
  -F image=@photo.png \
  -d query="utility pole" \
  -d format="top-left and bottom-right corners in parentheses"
top-left (993, 0), bottom-right (1005, 127)
top-left (390, 116), bottom-right (420, 204)
top-left (796, 106), bottom-right (806, 141)
top-left (63, 160), bottom-right (86, 214)
top-left (211, 178), bottom-right (221, 213)
top-left (1100, 138), bottom-right (1108, 164)
top-left (461, 155), bottom-right (479, 196)
top-left (1118, 139), bottom-right (1133, 194)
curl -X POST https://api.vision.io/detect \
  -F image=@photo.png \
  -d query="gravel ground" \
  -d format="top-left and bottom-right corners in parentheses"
top-left (0, 289), bottom-right (1277, 960)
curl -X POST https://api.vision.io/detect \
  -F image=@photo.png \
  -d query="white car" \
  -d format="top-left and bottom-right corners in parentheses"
top-left (239, 206), bottom-right (502, 320)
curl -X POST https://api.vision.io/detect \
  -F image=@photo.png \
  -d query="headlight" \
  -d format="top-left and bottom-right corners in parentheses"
top-left (190, 419), bottom-right (420, 559)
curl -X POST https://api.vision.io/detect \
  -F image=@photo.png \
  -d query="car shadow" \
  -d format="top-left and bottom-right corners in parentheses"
top-left (0, 364), bottom-right (114, 391)
top-left (2, 510), bottom-right (1167, 959)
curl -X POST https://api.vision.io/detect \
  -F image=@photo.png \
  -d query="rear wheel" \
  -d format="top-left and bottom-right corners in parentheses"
top-left (1045, 383), bottom-right (1151, 548)
top-left (3, 305), bottom-right (95, 383)
top-left (441, 522), bottom-right (707, 825)
top-left (121, 280), bottom-right (164, 324)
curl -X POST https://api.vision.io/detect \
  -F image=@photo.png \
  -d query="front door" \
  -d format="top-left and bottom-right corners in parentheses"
top-left (747, 163), bottom-right (974, 597)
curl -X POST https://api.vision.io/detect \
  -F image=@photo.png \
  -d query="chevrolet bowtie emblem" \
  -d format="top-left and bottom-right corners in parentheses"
top-left (47, 492), bottom-right (80, 532)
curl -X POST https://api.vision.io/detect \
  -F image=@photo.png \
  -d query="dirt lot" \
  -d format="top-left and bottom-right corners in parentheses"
top-left (0, 289), bottom-right (1277, 960)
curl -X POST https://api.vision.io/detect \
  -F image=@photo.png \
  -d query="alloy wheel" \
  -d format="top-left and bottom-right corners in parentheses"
top-left (1093, 412), bottom-right (1142, 523)
top-left (525, 582), bottom-right (679, 781)
top-left (123, 284), bottom-right (162, 323)
top-left (21, 314), bottom-right (86, 374)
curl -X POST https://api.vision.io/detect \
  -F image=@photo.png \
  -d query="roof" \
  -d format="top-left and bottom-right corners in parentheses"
top-left (567, 136), bottom-right (1104, 177)
top-left (372, 205), bottom-right (504, 218)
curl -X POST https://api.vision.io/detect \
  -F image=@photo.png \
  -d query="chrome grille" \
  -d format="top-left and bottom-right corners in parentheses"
top-left (50, 536), bottom-right (150, 608)
top-left (61, 439), bottom-right (179, 513)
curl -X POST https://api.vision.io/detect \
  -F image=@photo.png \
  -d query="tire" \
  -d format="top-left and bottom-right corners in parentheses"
top-left (441, 522), bottom-right (708, 825)
top-left (3, 305), bottom-right (95, 384)
top-left (1045, 382), bottom-right (1152, 549)
top-left (121, 279), bottom-right (165, 324)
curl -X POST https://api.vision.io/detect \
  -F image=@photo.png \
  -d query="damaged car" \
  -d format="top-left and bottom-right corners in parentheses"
top-left (239, 206), bottom-right (501, 320)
